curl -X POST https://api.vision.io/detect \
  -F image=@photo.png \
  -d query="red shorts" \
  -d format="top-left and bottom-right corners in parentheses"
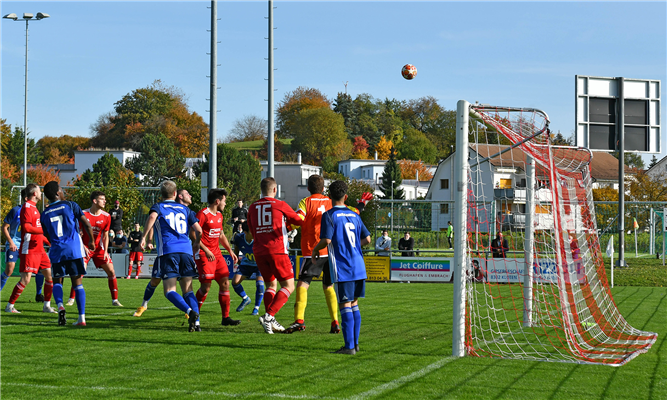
top-left (195, 253), bottom-right (229, 282)
top-left (84, 253), bottom-right (113, 268)
top-left (129, 251), bottom-right (144, 263)
top-left (255, 253), bottom-right (294, 283)
top-left (19, 252), bottom-right (51, 274)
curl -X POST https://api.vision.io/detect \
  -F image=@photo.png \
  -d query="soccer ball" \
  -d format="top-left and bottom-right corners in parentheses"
top-left (401, 64), bottom-right (417, 80)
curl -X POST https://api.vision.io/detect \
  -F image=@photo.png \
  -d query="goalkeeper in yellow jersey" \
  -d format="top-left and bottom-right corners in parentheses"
top-left (285, 175), bottom-right (372, 334)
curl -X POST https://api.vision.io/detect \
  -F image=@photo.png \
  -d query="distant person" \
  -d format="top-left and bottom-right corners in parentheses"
top-left (398, 231), bottom-right (414, 257)
top-left (111, 229), bottom-right (128, 254)
top-left (491, 232), bottom-right (509, 258)
top-left (375, 230), bottom-right (391, 256)
top-left (447, 221), bottom-right (454, 249)
top-left (127, 223), bottom-right (143, 279)
top-left (110, 200), bottom-right (123, 235)
top-left (231, 200), bottom-right (248, 225)
top-left (470, 259), bottom-right (486, 283)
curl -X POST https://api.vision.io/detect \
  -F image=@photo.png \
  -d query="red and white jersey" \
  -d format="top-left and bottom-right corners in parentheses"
top-left (81, 209), bottom-right (111, 256)
top-left (248, 197), bottom-right (303, 256)
top-left (196, 207), bottom-right (223, 255)
top-left (20, 200), bottom-right (46, 255)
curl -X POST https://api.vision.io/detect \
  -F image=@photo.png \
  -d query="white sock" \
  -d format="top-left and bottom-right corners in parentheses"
top-left (78, 314), bottom-right (86, 323)
top-left (141, 300), bottom-right (149, 308)
top-left (44, 301), bottom-right (51, 308)
top-left (57, 302), bottom-right (64, 309)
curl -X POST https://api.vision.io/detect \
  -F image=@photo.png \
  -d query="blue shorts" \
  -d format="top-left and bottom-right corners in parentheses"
top-left (157, 253), bottom-right (197, 280)
top-left (151, 261), bottom-right (161, 279)
top-left (335, 280), bottom-right (365, 304)
top-left (5, 249), bottom-right (19, 265)
top-left (236, 263), bottom-right (261, 279)
top-left (52, 258), bottom-right (87, 278)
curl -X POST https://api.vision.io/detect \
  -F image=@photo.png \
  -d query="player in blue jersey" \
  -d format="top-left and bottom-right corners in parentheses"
top-left (232, 221), bottom-right (264, 316)
top-left (312, 181), bottom-right (371, 355)
top-left (41, 181), bottom-right (96, 326)
top-left (139, 181), bottom-right (203, 332)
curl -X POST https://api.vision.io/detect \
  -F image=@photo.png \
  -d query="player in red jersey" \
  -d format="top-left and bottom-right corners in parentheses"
top-left (194, 188), bottom-right (240, 326)
top-left (248, 177), bottom-right (304, 334)
top-left (5, 183), bottom-right (55, 314)
top-left (75, 191), bottom-right (122, 307)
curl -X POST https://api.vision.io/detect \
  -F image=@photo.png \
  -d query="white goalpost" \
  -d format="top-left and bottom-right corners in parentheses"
top-left (452, 100), bottom-right (657, 366)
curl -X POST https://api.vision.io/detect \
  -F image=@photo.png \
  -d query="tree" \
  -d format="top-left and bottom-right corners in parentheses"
top-left (290, 107), bottom-right (351, 168)
top-left (26, 165), bottom-right (60, 186)
top-left (375, 136), bottom-right (393, 160)
top-left (257, 134), bottom-right (285, 162)
top-left (214, 144), bottom-right (262, 203)
top-left (1, 126), bottom-right (41, 168)
top-left (333, 92), bottom-right (358, 139)
top-left (227, 115), bottom-right (267, 142)
top-left (611, 151), bottom-right (645, 169)
top-left (77, 152), bottom-right (137, 187)
top-left (397, 127), bottom-right (438, 163)
top-left (550, 131), bottom-right (573, 145)
top-left (35, 135), bottom-right (91, 163)
top-left (648, 155), bottom-right (659, 169)
top-left (379, 147), bottom-right (404, 200)
top-left (276, 87), bottom-right (331, 139)
top-left (399, 159), bottom-right (434, 180)
top-left (351, 136), bottom-right (370, 159)
top-left (125, 132), bottom-right (185, 187)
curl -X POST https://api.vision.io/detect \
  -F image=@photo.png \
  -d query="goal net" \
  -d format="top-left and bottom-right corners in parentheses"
top-left (452, 100), bottom-right (657, 366)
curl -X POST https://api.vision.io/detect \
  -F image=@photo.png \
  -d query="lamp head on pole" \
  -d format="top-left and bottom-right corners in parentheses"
top-left (36, 12), bottom-right (49, 20)
top-left (23, 13), bottom-right (34, 19)
top-left (3, 13), bottom-right (18, 20)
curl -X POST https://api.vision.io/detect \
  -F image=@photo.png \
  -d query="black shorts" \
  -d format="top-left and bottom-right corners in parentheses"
top-left (52, 258), bottom-right (87, 278)
top-left (298, 257), bottom-right (332, 286)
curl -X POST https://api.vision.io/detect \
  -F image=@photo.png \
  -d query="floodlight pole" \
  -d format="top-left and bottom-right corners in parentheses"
top-left (617, 77), bottom-right (627, 268)
top-left (208, 1), bottom-right (218, 192)
top-left (267, 0), bottom-right (275, 178)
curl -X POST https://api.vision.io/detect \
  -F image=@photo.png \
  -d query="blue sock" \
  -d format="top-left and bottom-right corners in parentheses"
top-left (35, 273), bottom-right (45, 295)
top-left (352, 305), bottom-right (361, 347)
top-left (255, 280), bottom-right (265, 308)
top-left (53, 283), bottom-right (64, 305)
top-left (183, 291), bottom-right (200, 320)
top-left (1, 272), bottom-right (8, 290)
top-left (166, 290), bottom-right (191, 314)
top-left (340, 307), bottom-right (354, 350)
top-left (233, 283), bottom-right (246, 298)
top-left (143, 282), bottom-right (157, 302)
top-left (75, 285), bottom-right (86, 315)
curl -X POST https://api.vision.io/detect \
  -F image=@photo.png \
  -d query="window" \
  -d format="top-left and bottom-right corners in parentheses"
top-left (440, 203), bottom-right (449, 214)
top-left (440, 179), bottom-right (449, 190)
top-left (499, 179), bottom-right (512, 189)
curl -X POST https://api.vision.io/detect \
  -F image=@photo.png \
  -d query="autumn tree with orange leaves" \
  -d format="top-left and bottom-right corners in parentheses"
top-left (276, 87), bottom-right (331, 139)
top-left (398, 159), bottom-right (434, 181)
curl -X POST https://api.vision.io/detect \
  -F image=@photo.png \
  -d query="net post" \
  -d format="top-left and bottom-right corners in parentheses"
top-left (452, 100), bottom-right (469, 358)
top-left (523, 155), bottom-right (535, 327)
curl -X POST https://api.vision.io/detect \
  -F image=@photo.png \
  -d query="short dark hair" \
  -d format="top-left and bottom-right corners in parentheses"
top-left (404, 231), bottom-right (410, 235)
top-left (307, 175), bottom-right (324, 194)
top-left (207, 188), bottom-right (228, 204)
top-left (90, 190), bottom-right (105, 202)
top-left (20, 188), bottom-right (26, 200)
top-left (382, 229), bottom-right (388, 234)
top-left (241, 221), bottom-right (249, 232)
top-left (261, 177), bottom-right (276, 196)
top-left (25, 183), bottom-right (40, 199)
top-left (43, 181), bottom-right (60, 202)
top-left (328, 180), bottom-right (348, 201)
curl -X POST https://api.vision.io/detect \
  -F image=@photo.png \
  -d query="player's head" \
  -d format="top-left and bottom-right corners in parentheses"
top-left (20, 188), bottom-right (27, 202)
top-left (261, 177), bottom-right (277, 197)
top-left (160, 180), bottom-right (177, 200)
top-left (208, 188), bottom-right (228, 211)
top-left (307, 174), bottom-right (324, 195)
top-left (176, 189), bottom-right (192, 206)
top-left (25, 183), bottom-right (42, 202)
top-left (90, 191), bottom-right (106, 209)
top-left (328, 180), bottom-right (348, 202)
top-left (43, 181), bottom-right (61, 202)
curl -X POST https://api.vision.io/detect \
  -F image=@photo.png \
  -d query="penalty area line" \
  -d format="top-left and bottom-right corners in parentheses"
top-left (348, 356), bottom-right (458, 400)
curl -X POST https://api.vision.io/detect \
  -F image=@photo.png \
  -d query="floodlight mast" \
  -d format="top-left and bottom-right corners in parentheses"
top-left (3, 11), bottom-right (50, 187)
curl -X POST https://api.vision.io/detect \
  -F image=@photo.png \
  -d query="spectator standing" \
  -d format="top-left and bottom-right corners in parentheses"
top-left (491, 232), bottom-right (509, 258)
top-left (446, 221), bottom-right (454, 249)
top-left (110, 200), bottom-right (123, 235)
top-left (127, 223), bottom-right (143, 279)
top-left (375, 230), bottom-right (392, 256)
top-left (231, 200), bottom-right (248, 225)
top-left (111, 230), bottom-right (128, 254)
top-left (398, 232), bottom-right (414, 257)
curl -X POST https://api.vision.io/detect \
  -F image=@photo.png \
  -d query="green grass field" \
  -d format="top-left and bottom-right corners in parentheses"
top-left (1, 278), bottom-right (664, 400)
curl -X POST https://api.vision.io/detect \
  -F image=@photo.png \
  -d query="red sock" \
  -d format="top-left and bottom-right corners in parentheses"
top-left (218, 291), bottom-right (230, 318)
top-left (108, 276), bottom-right (118, 300)
top-left (136, 264), bottom-right (142, 275)
top-left (267, 287), bottom-right (291, 316)
top-left (264, 288), bottom-right (276, 314)
top-left (69, 286), bottom-right (76, 300)
top-left (44, 281), bottom-right (53, 302)
top-left (8, 282), bottom-right (25, 304)
top-left (127, 265), bottom-right (133, 276)
top-left (196, 288), bottom-right (208, 310)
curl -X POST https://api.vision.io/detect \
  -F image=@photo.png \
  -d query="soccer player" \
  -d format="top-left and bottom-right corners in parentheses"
top-left (194, 188), bottom-right (240, 326)
top-left (41, 181), bottom-right (96, 326)
top-left (139, 181), bottom-right (203, 332)
top-left (5, 184), bottom-right (55, 314)
top-left (127, 223), bottom-right (144, 279)
top-left (248, 177), bottom-right (304, 334)
top-left (312, 180), bottom-right (371, 355)
top-left (232, 221), bottom-right (264, 316)
top-left (133, 188), bottom-right (193, 317)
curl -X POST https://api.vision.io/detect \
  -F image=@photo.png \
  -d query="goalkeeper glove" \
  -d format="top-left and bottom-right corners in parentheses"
top-left (356, 192), bottom-right (374, 212)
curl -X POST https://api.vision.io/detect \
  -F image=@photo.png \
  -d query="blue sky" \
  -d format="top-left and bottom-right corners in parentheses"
top-left (2, 1), bottom-right (665, 163)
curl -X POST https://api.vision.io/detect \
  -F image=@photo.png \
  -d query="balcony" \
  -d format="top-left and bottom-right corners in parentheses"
top-left (494, 188), bottom-right (526, 202)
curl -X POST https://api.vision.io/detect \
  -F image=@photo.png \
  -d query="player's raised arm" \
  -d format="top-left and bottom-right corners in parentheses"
top-left (140, 212), bottom-right (158, 251)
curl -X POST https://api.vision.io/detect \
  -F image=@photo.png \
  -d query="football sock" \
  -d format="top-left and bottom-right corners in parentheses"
top-left (232, 283), bottom-right (246, 298)
top-left (75, 284), bottom-right (86, 315)
top-left (165, 290), bottom-right (190, 314)
top-left (264, 288), bottom-right (276, 314)
top-left (352, 305), bottom-right (361, 347)
top-left (340, 306), bottom-right (354, 350)
top-left (255, 280), bottom-right (265, 308)
top-left (108, 276), bottom-right (119, 300)
top-left (324, 286), bottom-right (339, 323)
top-left (8, 281), bottom-right (25, 304)
top-left (1, 272), bottom-right (8, 290)
top-left (44, 280), bottom-right (53, 302)
top-left (136, 264), bottom-right (142, 275)
top-left (53, 283), bottom-right (64, 305)
top-left (183, 291), bottom-right (200, 321)
top-left (69, 286), bottom-right (76, 301)
top-left (267, 287), bottom-right (291, 316)
top-left (196, 288), bottom-right (208, 310)
top-left (294, 285), bottom-right (308, 321)
top-left (35, 273), bottom-right (44, 295)
top-left (127, 265), bottom-right (133, 277)
top-left (219, 291), bottom-right (231, 318)
top-left (143, 282), bottom-right (157, 306)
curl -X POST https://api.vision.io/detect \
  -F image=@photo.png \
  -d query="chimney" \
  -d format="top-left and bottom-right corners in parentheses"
top-left (374, 151), bottom-right (378, 160)
top-left (297, 152), bottom-right (302, 164)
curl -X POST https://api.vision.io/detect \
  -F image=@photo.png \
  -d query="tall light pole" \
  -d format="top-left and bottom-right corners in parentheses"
top-left (3, 12), bottom-right (50, 187)
top-left (391, 180), bottom-right (395, 234)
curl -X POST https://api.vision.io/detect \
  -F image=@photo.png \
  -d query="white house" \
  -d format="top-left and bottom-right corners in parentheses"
top-left (58, 149), bottom-right (141, 186)
top-left (337, 158), bottom-right (435, 199)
